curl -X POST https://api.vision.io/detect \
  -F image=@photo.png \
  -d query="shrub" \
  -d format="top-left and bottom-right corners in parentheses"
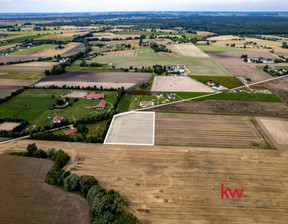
top-left (34, 149), bottom-right (47, 158)
top-left (63, 173), bottom-right (80, 192)
top-left (79, 175), bottom-right (99, 197)
top-left (57, 170), bottom-right (71, 186)
top-left (46, 148), bottom-right (56, 158)
top-left (27, 143), bottom-right (37, 156)
top-left (51, 150), bottom-right (70, 169)
top-left (113, 213), bottom-right (138, 224)
top-left (87, 185), bottom-right (106, 204)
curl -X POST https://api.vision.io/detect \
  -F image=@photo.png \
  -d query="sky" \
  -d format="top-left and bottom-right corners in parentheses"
top-left (0, 0), bottom-right (287, 13)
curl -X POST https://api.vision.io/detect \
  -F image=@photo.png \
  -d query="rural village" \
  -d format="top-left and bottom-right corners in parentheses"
top-left (0, 10), bottom-right (287, 224)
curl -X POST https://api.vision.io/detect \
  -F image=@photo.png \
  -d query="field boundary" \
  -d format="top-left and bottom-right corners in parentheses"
top-left (104, 111), bottom-right (155, 146)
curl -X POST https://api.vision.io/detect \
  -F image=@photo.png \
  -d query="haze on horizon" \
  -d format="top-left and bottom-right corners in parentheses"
top-left (0, 0), bottom-right (287, 13)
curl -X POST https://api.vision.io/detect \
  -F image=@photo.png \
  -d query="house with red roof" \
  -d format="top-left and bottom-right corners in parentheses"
top-left (50, 115), bottom-right (63, 124)
top-left (86, 92), bottom-right (105, 100)
top-left (64, 128), bottom-right (78, 136)
top-left (93, 100), bottom-right (107, 110)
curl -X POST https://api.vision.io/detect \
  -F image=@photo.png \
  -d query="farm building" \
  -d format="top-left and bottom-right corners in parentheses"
top-left (64, 128), bottom-right (78, 136)
top-left (86, 92), bottom-right (105, 100)
top-left (93, 100), bottom-right (107, 110)
top-left (50, 115), bottom-right (63, 124)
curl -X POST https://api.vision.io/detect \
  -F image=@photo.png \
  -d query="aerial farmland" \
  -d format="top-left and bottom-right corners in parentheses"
top-left (0, 9), bottom-right (288, 224)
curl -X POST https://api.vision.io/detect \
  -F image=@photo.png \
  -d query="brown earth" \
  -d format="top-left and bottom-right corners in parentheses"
top-left (205, 51), bottom-right (277, 66)
top-left (0, 85), bottom-right (23, 98)
top-left (263, 75), bottom-right (288, 103)
top-left (0, 79), bottom-right (36, 86)
top-left (0, 154), bottom-right (90, 224)
top-left (146, 100), bottom-right (288, 117)
top-left (156, 52), bottom-right (174, 57)
top-left (0, 61), bottom-right (59, 71)
top-left (196, 31), bottom-right (215, 35)
top-left (223, 65), bottom-right (272, 82)
top-left (0, 55), bottom-right (39, 63)
top-left (155, 113), bottom-right (267, 148)
top-left (1, 140), bottom-right (288, 224)
top-left (103, 49), bottom-right (139, 57)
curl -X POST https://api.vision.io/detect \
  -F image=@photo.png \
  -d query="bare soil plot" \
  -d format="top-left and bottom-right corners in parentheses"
top-left (0, 155), bottom-right (90, 224)
top-left (0, 122), bottom-right (20, 131)
top-left (43, 31), bottom-right (89, 40)
top-left (103, 49), bottom-right (139, 57)
top-left (35, 72), bottom-right (152, 90)
top-left (151, 76), bottom-right (215, 92)
top-left (147, 100), bottom-right (288, 117)
top-left (0, 55), bottom-right (39, 63)
top-left (0, 85), bottom-right (22, 98)
top-left (26, 42), bottom-right (84, 57)
top-left (208, 35), bottom-right (243, 41)
top-left (223, 65), bottom-right (272, 82)
top-left (153, 38), bottom-right (172, 45)
top-left (104, 112), bottom-right (155, 145)
top-left (167, 43), bottom-right (209, 57)
top-left (205, 51), bottom-right (277, 66)
top-left (156, 113), bottom-right (265, 148)
top-left (2, 140), bottom-right (288, 224)
top-left (64, 90), bottom-right (88, 98)
top-left (90, 40), bottom-right (140, 48)
top-left (263, 76), bottom-right (288, 103)
top-left (256, 117), bottom-right (288, 150)
top-left (1, 61), bottom-right (58, 71)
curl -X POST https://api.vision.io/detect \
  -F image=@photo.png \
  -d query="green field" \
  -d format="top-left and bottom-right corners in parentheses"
top-left (0, 70), bottom-right (44, 80)
top-left (191, 76), bottom-right (244, 89)
top-left (93, 56), bottom-right (232, 76)
top-left (0, 89), bottom-right (117, 127)
top-left (117, 95), bottom-right (132, 113)
top-left (11, 44), bottom-right (58, 56)
top-left (195, 44), bottom-right (253, 52)
top-left (138, 47), bottom-right (156, 57)
top-left (193, 92), bottom-right (283, 102)
top-left (0, 35), bottom-right (44, 47)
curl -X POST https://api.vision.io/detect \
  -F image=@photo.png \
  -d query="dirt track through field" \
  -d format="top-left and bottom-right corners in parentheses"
top-left (1, 140), bottom-right (288, 224)
top-left (155, 113), bottom-right (266, 148)
top-left (0, 154), bottom-right (90, 224)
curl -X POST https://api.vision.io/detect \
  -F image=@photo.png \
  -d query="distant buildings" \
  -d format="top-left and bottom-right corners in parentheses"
top-left (50, 115), bottom-right (63, 124)
top-left (64, 128), bottom-right (78, 136)
top-left (86, 92), bottom-right (105, 100)
top-left (167, 64), bottom-right (185, 73)
top-left (93, 100), bottom-right (107, 110)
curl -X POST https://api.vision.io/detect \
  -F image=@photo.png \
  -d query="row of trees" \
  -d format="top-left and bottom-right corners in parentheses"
top-left (150, 42), bottom-right (171, 53)
top-left (11, 144), bottom-right (138, 224)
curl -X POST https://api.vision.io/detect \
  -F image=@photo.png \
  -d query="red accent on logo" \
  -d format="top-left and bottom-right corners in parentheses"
top-left (221, 183), bottom-right (244, 199)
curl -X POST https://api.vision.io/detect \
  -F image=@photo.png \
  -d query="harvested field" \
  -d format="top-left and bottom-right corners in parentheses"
top-left (263, 75), bottom-right (288, 103)
top-left (42, 31), bottom-right (89, 40)
top-left (224, 65), bottom-right (272, 82)
top-left (0, 79), bottom-right (35, 86)
top-left (153, 38), bottom-right (172, 45)
top-left (1, 61), bottom-right (58, 71)
top-left (103, 49), bottom-right (139, 57)
top-left (0, 155), bottom-right (90, 224)
top-left (167, 43), bottom-right (209, 57)
top-left (34, 72), bottom-right (152, 90)
top-left (155, 113), bottom-right (266, 148)
top-left (156, 52), bottom-right (174, 57)
top-left (2, 140), bottom-right (288, 224)
top-left (208, 35), bottom-right (244, 41)
top-left (90, 34), bottom-right (140, 39)
top-left (196, 31), bottom-right (215, 35)
top-left (64, 90), bottom-right (88, 98)
top-left (256, 117), bottom-right (288, 150)
top-left (25, 42), bottom-right (84, 57)
top-left (61, 43), bottom-right (86, 57)
top-left (151, 76), bottom-right (215, 92)
top-left (147, 100), bottom-right (288, 117)
top-left (0, 85), bottom-right (22, 98)
top-left (205, 51), bottom-right (277, 66)
top-left (0, 55), bottom-right (39, 63)
top-left (105, 112), bottom-right (155, 145)
top-left (90, 40), bottom-right (140, 48)
top-left (0, 34), bottom-right (34, 42)
top-left (0, 122), bottom-right (20, 131)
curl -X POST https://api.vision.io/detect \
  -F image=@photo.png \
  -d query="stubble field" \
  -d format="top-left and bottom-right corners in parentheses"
top-left (155, 113), bottom-right (267, 148)
top-left (1, 140), bottom-right (288, 224)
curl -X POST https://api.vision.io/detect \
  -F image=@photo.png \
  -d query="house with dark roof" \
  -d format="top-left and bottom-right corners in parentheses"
top-left (93, 100), bottom-right (107, 110)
